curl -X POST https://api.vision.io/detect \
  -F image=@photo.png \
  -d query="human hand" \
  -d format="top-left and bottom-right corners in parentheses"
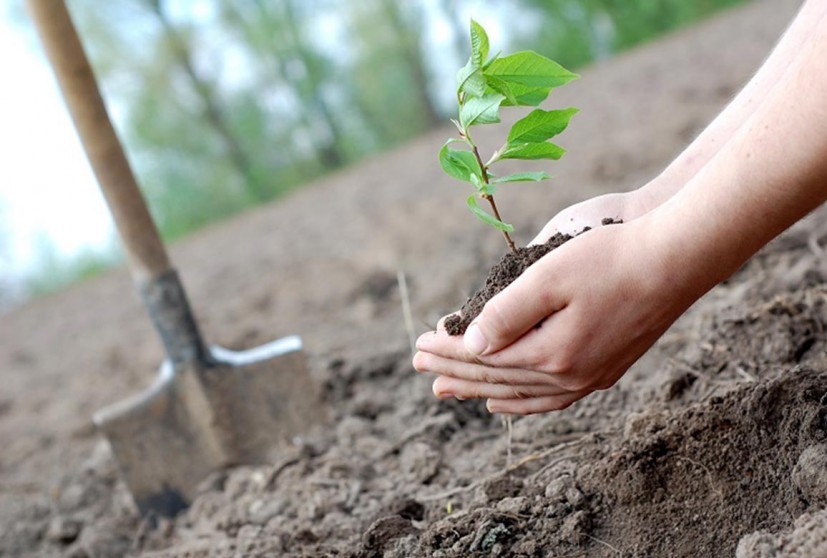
top-left (529, 185), bottom-right (667, 244)
top-left (413, 215), bottom-right (699, 414)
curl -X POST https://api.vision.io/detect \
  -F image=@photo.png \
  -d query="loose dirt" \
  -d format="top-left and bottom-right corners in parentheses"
top-left (3, 1), bottom-right (825, 556)
top-left (444, 232), bottom-right (574, 336)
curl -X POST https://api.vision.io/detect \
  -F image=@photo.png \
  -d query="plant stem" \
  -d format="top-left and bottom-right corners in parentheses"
top-left (467, 139), bottom-right (516, 252)
top-left (482, 194), bottom-right (516, 252)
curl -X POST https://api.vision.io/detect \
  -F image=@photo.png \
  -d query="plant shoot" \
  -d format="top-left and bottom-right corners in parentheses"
top-left (439, 20), bottom-right (580, 251)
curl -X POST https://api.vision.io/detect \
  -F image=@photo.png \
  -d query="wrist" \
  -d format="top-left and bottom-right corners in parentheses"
top-left (627, 173), bottom-right (683, 219)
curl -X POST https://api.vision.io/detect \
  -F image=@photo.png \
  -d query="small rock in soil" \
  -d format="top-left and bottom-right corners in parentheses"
top-left (736, 510), bottom-right (827, 558)
top-left (400, 441), bottom-right (441, 483)
top-left (565, 486), bottom-right (586, 508)
top-left (495, 496), bottom-right (528, 515)
top-left (792, 444), bottom-right (827, 503)
top-left (560, 510), bottom-right (592, 544)
top-left (358, 515), bottom-right (419, 555)
top-left (470, 521), bottom-right (511, 552)
top-left (46, 516), bottom-right (82, 545)
top-left (544, 475), bottom-right (575, 500)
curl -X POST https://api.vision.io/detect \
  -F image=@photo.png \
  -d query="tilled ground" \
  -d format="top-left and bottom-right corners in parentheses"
top-left (3, 1), bottom-right (825, 556)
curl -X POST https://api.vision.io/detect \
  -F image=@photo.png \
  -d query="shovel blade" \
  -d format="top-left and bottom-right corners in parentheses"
top-left (93, 336), bottom-right (322, 517)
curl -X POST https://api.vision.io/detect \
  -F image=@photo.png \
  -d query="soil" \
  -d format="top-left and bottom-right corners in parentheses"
top-left (445, 219), bottom-right (619, 336)
top-left (445, 232), bottom-right (574, 336)
top-left (3, 1), bottom-right (826, 557)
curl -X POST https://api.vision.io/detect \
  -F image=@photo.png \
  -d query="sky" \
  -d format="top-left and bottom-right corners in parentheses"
top-left (0, 6), bottom-right (115, 280)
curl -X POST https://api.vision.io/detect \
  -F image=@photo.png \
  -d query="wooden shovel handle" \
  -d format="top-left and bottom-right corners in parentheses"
top-left (27, 0), bottom-right (171, 282)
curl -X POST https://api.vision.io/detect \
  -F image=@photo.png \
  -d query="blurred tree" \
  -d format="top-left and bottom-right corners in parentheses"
top-left (142, 0), bottom-right (267, 202)
top-left (343, 0), bottom-right (438, 146)
top-left (70, 0), bottom-right (258, 235)
top-left (219, 0), bottom-right (346, 170)
top-left (378, 0), bottom-right (441, 127)
top-left (514, 0), bottom-right (747, 66)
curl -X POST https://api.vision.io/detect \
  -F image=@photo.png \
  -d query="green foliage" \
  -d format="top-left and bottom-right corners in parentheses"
top-left (441, 20), bottom-right (578, 237)
top-left (490, 171), bottom-right (550, 184)
top-left (439, 141), bottom-right (482, 183)
top-left (467, 195), bottom-right (513, 232)
top-left (512, 0), bottom-right (750, 71)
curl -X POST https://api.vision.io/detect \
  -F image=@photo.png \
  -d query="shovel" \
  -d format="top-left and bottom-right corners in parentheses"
top-left (27, 0), bottom-right (325, 517)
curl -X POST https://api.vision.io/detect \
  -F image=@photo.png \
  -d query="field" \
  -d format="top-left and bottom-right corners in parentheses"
top-left (2, 1), bottom-right (826, 556)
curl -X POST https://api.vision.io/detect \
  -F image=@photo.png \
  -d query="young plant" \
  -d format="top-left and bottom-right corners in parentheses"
top-left (439, 20), bottom-right (580, 252)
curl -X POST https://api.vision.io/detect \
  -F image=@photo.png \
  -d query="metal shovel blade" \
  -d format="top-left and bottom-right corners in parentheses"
top-left (93, 336), bottom-right (320, 517)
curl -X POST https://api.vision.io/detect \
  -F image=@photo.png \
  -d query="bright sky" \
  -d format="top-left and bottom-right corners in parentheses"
top-left (0, 9), bottom-right (115, 279)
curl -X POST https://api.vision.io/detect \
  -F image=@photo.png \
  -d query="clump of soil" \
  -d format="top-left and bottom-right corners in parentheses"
top-left (445, 219), bottom-right (620, 335)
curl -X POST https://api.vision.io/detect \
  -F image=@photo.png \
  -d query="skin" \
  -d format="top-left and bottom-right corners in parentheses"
top-left (414, 1), bottom-right (827, 415)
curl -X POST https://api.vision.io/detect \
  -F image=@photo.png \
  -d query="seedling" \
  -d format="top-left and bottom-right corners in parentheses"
top-left (439, 20), bottom-right (579, 252)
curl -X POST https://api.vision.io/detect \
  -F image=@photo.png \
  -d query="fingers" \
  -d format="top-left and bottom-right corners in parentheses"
top-left (486, 391), bottom-right (588, 415)
top-left (414, 351), bottom-right (557, 386)
top-left (416, 329), bottom-right (475, 362)
top-left (464, 260), bottom-right (567, 357)
top-left (432, 375), bottom-right (573, 400)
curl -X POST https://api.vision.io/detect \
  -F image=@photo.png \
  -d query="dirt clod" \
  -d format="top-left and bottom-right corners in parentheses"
top-left (444, 232), bottom-right (573, 336)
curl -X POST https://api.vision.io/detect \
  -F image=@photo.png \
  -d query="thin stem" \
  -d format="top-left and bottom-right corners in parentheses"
top-left (466, 136), bottom-right (516, 252)
top-left (483, 194), bottom-right (516, 252)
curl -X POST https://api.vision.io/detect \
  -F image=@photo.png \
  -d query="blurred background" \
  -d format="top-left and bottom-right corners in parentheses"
top-left (0, 0), bottom-right (748, 313)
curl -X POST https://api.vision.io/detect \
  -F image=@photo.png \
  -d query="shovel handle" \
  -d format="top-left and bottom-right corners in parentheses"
top-left (28, 0), bottom-right (212, 366)
top-left (27, 0), bottom-right (170, 282)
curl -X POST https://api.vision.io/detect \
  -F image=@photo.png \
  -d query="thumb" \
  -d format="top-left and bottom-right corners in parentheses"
top-left (464, 259), bottom-right (565, 356)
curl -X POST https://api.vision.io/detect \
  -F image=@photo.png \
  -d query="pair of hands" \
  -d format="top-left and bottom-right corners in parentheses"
top-left (413, 190), bottom-right (694, 414)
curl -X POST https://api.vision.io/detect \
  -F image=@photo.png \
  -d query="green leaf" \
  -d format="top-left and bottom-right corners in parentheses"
top-left (502, 85), bottom-right (554, 107)
top-left (507, 108), bottom-right (578, 144)
top-left (483, 51), bottom-right (500, 70)
top-left (439, 142), bottom-right (482, 182)
top-left (485, 75), bottom-right (518, 105)
top-left (470, 20), bottom-right (489, 67)
top-left (500, 142), bottom-right (566, 161)
top-left (470, 173), bottom-right (496, 195)
top-left (459, 93), bottom-right (505, 129)
top-left (485, 51), bottom-right (579, 89)
top-left (485, 78), bottom-right (557, 107)
top-left (467, 194), bottom-right (513, 232)
top-left (457, 59), bottom-right (486, 99)
top-left (490, 171), bottom-right (550, 184)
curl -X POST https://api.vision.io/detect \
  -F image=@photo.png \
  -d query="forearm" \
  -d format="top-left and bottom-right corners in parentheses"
top-left (654, 13), bottom-right (827, 296)
top-left (639, 0), bottom-right (827, 205)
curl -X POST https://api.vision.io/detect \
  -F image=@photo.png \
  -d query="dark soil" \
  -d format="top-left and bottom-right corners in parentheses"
top-left (4, 4), bottom-right (826, 557)
top-left (444, 232), bottom-right (572, 336)
top-left (445, 219), bottom-right (619, 336)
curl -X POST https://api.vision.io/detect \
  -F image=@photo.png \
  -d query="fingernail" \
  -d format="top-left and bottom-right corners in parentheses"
top-left (464, 323), bottom-right (488, 356)
top-left (433, 388), bottom-right (454, 400)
